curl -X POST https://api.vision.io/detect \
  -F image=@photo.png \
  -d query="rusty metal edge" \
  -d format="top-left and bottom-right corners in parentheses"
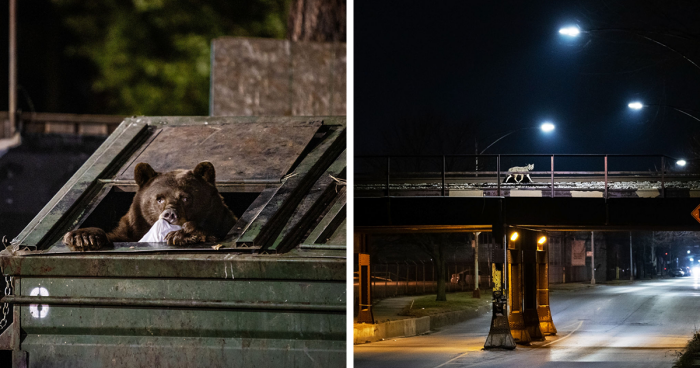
top-left (270, 150), bottom-right (346, 252)
top-left (303, 187), bottom-right (347, 245)
top-left (0, 322), bottom-right (12, 350)
top-left (10, 118), bottom-right (139, 246)
top-left (134, 115), bottom-right (345, 127)
top-left (0, 252), bottom-right (345, 279)
top-left (228, 187), bottom-right (280, 243)
top-left (250, 126), bottom-right (346, 249)
top-left (1, 296), bottom-right (345, 313)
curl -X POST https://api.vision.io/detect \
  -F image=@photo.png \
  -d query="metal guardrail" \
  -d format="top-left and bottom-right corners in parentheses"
top-left (356, 154), bottom-right (699, 199)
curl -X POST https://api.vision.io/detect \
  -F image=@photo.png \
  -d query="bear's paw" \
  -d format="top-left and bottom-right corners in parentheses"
top-left (63, 228), bottom-right (111, 251)
top-left (165, 227), bottom-right (211, 246)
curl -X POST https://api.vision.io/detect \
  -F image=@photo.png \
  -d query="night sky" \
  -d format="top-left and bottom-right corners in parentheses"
top-left (355, 1), bottom-right (700, 159)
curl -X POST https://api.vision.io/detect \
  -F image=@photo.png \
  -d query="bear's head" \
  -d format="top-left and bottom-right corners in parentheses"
top-left (133, 161), bottom-right (221, 227)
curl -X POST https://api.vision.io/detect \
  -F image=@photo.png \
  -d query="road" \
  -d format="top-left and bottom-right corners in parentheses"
top-left (354, 277), bottom-right (700, 367)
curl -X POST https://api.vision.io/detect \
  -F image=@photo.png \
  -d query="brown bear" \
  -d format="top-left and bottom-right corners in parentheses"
top-left (63, 161), bottom-right (237, 251)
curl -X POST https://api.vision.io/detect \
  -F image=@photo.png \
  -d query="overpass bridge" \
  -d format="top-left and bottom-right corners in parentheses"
top-left (354, 154), bottom-right (700, 348)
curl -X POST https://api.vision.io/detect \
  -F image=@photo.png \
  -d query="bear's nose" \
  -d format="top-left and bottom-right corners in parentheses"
top-left (161, 208), bottom-right (178, 224)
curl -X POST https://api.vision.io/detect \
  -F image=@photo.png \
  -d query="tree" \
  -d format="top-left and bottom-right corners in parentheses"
top-left (287, 0), bottom-right (345, 42)
top-left (412, 233), bottom-right (453, 301)
top-left (51, 0), bottom-right (290, 115)
top-left (370, 233), bottom-right (469, 302)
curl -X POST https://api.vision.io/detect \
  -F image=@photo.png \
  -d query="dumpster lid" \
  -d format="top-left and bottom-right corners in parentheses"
top-left (117, 120), bottom-right (322, 182)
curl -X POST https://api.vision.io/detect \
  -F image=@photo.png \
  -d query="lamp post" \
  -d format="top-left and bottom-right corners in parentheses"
top-left (628, 102), bottom-right (699, 167)
top-left (627, 102), bottom-right (700, 123)
top-left (558, 26), bottom-right (700, 72)
top-left (475, 123), bottom-right (555, 173)
top-left (479, 122), bottom-right (555, 155)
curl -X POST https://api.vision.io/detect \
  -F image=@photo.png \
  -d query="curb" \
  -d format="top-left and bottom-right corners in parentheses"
top-left (353, 302), bottom-right (491, 344)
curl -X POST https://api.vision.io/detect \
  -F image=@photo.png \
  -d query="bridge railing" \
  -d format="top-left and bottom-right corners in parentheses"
top-left (355, 154), bottom-right (699, 198)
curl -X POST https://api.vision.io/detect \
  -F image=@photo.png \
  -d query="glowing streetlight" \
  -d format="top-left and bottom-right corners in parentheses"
top-left (628, 101), bottom-right (700, 123)
top-left (628, 102), bottom-right (644, 110)
top-left (479, 123), bottom-right (556, 154)
top-left (559, 27), bottom-right (580, 37)
top-left (510, 232), bottom-right (519, 241)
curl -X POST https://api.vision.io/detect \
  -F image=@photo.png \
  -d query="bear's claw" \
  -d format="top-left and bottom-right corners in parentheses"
top-left (63, 228), bottom-right (110, 251)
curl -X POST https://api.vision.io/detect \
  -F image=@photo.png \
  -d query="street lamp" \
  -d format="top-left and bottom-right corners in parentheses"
top-left (627, 102), bottom-right (700, 123)
top-left (479, 122), bottom-right (556, 154)
top-left (558, 26), bottom-right (580, 37)
top-left (628, 102), bottom-right (644, 110)
top-left (475, 123), bottom-right (556, 173)
top-left (678, 160), bottom-right (687, 167)
top-left (558, 26), bottom-right (700, 72)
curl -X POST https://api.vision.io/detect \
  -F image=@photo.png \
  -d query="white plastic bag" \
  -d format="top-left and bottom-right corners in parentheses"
top-left (138, 219), bottom-right (182, 242)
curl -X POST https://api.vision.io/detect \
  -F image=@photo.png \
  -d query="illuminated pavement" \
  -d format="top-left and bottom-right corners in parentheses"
top-left (354, 277), bottom-right (700, 367)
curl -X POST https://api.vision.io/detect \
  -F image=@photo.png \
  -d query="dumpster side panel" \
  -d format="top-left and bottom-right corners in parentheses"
top-left (22, 335), bottom-right (345, 368)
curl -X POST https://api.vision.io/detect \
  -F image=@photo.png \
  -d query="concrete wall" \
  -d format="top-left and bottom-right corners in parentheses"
top-left (549, 232), bottom-right (608, 283)
top-left (210, 37), bottom-right (346, 116)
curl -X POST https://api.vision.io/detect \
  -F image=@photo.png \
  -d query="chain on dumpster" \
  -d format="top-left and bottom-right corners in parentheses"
top-left (0, 275), bottom-right (13, 330)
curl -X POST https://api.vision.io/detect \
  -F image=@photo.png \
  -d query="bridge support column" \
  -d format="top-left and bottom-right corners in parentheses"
top-left (355, 233), bottom-right (374, 324)
top-left (507, 238), bottom-right (531, 344)
top-left (484, 226), bottom-right (515, 350)
top-left (537, 244), bottom-right (557, 335)
top-left (522, 230), bottom-right (545, 342)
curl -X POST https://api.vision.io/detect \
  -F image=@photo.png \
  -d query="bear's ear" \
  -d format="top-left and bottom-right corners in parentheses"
top-left (193, 161), bottom-right (216, 185)
top-left (134, 163), bottom-right (158, 188)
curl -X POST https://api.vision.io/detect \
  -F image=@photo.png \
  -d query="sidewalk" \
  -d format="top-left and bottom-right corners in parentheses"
top-left (353, 293), bottom-right (492, 344)
top-left (355, 295), bottom-right (417, 324)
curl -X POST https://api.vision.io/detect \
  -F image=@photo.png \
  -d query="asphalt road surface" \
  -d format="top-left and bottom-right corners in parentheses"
top-left (354, 277), bottom-right (700, 367)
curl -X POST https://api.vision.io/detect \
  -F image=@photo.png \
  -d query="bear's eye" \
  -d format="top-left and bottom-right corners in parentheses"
top-left (157, 198), bottom-right (164, 204)
top-left (181, 196), bottom-right (188, 202)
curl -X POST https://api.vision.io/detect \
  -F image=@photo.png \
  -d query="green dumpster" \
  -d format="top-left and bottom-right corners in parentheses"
top-left (0, 116), bottom-right (346, 367)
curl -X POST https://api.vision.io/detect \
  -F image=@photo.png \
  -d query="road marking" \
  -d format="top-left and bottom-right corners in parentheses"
top-left (542, 320), bottom-right (583, 347)
top-left (432, 351), bottom-right (472, 368)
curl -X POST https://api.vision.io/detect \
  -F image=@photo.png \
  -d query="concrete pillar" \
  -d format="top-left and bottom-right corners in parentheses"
top-left (591, 231), bottom-right (596, 285)
top-left (537, 234), bottom-right (557, 335)
top-left (630, 232), bottom-right (634, 281)
top-left (484, 224), bottom-right (516, 350)
top-left (521, 230), bottom-right (545, 342)
top-left (507, 229), bottom-right (531, 344)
